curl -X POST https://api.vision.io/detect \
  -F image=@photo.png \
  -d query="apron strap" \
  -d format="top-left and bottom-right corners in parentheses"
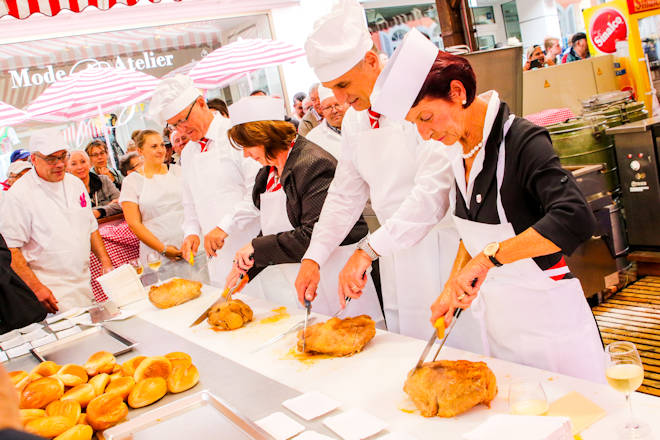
top-left (495, 115), bottom-right (516, 224)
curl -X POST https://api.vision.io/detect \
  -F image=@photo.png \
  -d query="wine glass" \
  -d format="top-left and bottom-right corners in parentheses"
top-left (605, 341), bottom-right (650, 439)
top-left (508, 381), bottom-right (549, 416)
top-left (146, 252), bottom-right (162, 282)
top-left (128, 259), bottom-right (143, 276)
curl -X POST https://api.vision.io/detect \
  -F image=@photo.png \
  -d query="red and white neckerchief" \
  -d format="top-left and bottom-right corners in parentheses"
top-left (265, 138), bottom-right (296, 192)
top-left (199, 137), bottom-right (210, 153)
top-left (367, 108), bottom-right (381, 129)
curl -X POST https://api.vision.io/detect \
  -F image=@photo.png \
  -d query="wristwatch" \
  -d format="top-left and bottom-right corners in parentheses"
top-left (483, 242), bottom-right (503, 267)
top-left (357, 236), bottom-right (379, 261)
top-left (160, 244), bottom-right (169, 256)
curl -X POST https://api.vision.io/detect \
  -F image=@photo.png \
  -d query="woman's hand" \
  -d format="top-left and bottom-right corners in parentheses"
top-left (453, 253), bottom-right (493, 308)
top-left (337, 250), bottom-right (371, 304)
top-left (93, 209), bottom-right (102, 219)
top-left (295, 259), bottom-right (320, 305)
top-left (164, 245), bottom-right (182, 261)
top-left (204, 227), bottom-right (228, 257)
top-left (181, 234), bottom-right (200, 261)
top-left (225, 264), bottom-right (242, 291)
top-left (430, 281), bottom-right (460, 327)
top-left (235, 243), bottom-right (254, 271)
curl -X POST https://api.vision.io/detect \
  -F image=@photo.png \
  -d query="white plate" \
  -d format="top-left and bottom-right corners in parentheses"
top-left (283, 392), bottom-right (341, 421)
top-left (18, 323), bottom-right (43, 334)
top-left (323, 409), bottom-right (387, 440)
top-left (255, 411), bottom-right (305, 440)
top-left (294, 431), bottom-right (336, 440)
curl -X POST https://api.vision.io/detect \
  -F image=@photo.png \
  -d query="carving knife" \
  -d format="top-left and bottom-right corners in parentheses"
top-left (302, 299), bottom-right (311, 352)
top-left (251, 317), bottom-right (317, 353)
top-left (189, 275), bottom-right (247, 327)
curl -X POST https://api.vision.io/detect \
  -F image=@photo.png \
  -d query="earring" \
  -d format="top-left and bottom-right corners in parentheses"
top-left (461, 99), bottom-right (467, 105)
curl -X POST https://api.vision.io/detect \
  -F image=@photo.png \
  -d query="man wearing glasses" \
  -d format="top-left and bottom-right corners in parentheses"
top-left (305, 86), bottom-right (348, 159)
top-left (0, 129), bottom-right (113, 313)
top-left (148, 75), bottom-right (261, 291)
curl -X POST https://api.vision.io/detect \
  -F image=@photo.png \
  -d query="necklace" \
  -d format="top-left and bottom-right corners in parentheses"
top-left (462, 141), bottom-right (483, 159)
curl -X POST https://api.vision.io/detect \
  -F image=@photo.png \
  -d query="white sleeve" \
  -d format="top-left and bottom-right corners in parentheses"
top-left (302, 132), bottom-right (370, 267)
top-left (217, 150), bottom-right (261, 234)
top-left (118, 174), bottom-right (140, 204)
top-left (0, 191), bottom-right (31, 248)
top-left (368, 138), bottom-right (453, 256)
top-left (181, 174), bottom-right (201, 238)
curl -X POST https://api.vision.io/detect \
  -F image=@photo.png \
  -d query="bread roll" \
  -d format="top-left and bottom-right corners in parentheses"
top-left (31, 361), bottom-right (60, 377)
top-left (89, 373), bottom-right (110, 396)
top-left (77, 413), bottom-right (87, 425)
top-left (25, 415), bottom-right (75, 438)
top-left (120, 356), bottom-right (145, 377)
top-left (128, 377), bottom-right (167, 408)
top-left (20, 377), bottom-right (65, 409)
top-left (165, 352), bottom-right (192, 369)
top-left (61, 384), bottom-right (96, 408)
top-left (15, 373), bottom-right (43, 393)
top-left (133, 356), bottom-right (172, 382)
top-left (104, 377), bottom-right (135, 401)
top-left (86, 393), bottom-right (128, 431)
top-left (19, 409), bottom-right (46, 426)
top-left (54, 424), bottom-right (94, 440)
top-left (111, 364), bottom-right (122, 374)
top-left (84, 351), bottom-right (116, 376)
top-left (167, 364), bottom-right (199, 394)
top-left (55, 364), bottom-right (88, 387)
top-left (10, 371), bottom-right (27, 386)
top-left (46, 400), bottom-right (81, 423)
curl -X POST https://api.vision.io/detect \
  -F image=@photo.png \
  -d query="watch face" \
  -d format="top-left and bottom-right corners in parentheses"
top-left (484, 242), bottom-right (499, 256)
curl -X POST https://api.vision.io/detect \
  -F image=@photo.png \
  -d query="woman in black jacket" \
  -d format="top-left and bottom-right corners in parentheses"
top-left (215, 96), bottom-right (383, 321)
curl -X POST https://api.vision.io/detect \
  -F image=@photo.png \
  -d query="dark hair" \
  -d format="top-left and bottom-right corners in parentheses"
top-left (85, 139), bottom-right (107, 155)
top-left (572, 32), bottom-right (587, 44)
top-left (135, 129), bottom-right (161, 150)
top-left (162, 125), bottom-right (172, 139)
top-left (227, 120), bottom-right (296, 161)
top-left (118, 152), bottom-right (140, 176)
top-left (130, 130), bottom-right (142, 141)
top-left (412, 51), bottom-right (476, 109)
top-left (249, 90), bottom-right (267, 97)
top-left (293, 92), bottom-right (306, 103)
top-left (207, 98), bottom-right (229, 117)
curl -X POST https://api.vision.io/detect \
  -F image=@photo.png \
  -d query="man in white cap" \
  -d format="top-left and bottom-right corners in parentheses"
top-left (0, 128), bottom-right (113, 313)
top-left (305, 86), bottom-right (348, 159)
top-left (148, 75), bottom-right (261, 289)
top-left (295, 0), bottom-right (458, 339)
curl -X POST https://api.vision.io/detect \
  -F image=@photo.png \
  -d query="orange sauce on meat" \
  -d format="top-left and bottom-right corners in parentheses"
top-left (259, 307), bottom-right (290, 324)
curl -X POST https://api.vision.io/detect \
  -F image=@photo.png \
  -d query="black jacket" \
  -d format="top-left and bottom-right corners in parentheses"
top-left (249, 136), bottom-right (368, 273)
top-left (0, 429), bottom-right (43, 440)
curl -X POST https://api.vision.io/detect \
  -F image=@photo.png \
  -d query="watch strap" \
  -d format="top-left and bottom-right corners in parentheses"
top-left (488, 254), bottom-right (503, 267)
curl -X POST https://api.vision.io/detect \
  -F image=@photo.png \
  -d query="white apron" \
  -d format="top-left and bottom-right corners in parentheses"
top-left (29, 183), bottom-right (94, 311)
top-left (446, 116), bottom-right (605, 383)
top-left (258, 187), bottom-right (383, 321)
top-left (187, 147), bottom-right (261, 296)
top-left (354, 125), bottom-right (459, 339)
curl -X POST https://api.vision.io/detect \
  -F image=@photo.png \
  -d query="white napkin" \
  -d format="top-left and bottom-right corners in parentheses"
top-left (55, 326), bottom-right (82, 339)
top-left (23, 328), bottom-right (50, 342)
top-left (295, 431), bottom-right (335, 440)
top-left (31, 334), bottom-right (57, 349)
top-left (0, 329), bottom-right (20, 342)
top-left (0, 351), bottom-right (7, 362)
top-left (48, 319), bottom-right (75, 332)
top-left (19, 323), bottom-right (43, 334)
top-left (0, 334), bottom-right (25, 350)
top-left (255, 412), bottom-right (305, 440)
top-left (282, 392), bottom-right (341, 420)
top-left (462, 415), bottom-right (573, 440)
top-left (6, 342), bottom-right (32, 358)
top-left (45, 307), bottom-right (87, 324)
top-left (323, 409), bottom-right (387, 440)
top-left (380, 432), bottom-right (420, 440)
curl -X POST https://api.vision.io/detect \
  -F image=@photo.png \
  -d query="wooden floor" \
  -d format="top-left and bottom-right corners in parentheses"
top-left (593, 275), bottom-right (660, 397)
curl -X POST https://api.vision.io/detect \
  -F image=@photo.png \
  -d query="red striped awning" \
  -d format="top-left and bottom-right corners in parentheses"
top-left (2, 0), bottom-right (165, 20)
top-left (0, 101), bottom-right (28, 126)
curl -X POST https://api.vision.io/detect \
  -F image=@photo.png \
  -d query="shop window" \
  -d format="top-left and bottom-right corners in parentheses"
top-left (471, 6), bottom-right (495, 25)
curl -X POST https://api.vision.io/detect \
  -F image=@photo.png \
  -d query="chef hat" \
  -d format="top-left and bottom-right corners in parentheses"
top-left (371, 29), bottom-right (439, 121)
top-left (305, 0), bottom-right (373, 82)
top-left (7, 160), bottom-right (32, 176)
top-left (228, 96), bottom-right (285, 128)
top-left (317, 86), bottom-right (335, 103)
top-left (148, 75), bottom-right (202, 125)
top-left (29, 128), bottom-right (68, 156)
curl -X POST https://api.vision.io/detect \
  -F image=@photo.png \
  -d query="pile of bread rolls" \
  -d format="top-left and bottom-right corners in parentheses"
top-left (10, 350), bottom-right (199, 439)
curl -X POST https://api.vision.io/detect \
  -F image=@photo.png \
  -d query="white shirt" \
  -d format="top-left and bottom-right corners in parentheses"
top-left (303, 107), bottom-right (453, 266)
top-left (306, 121), bottom-right (342, 159)
top-left (180, 114), bottom-right (261, 237)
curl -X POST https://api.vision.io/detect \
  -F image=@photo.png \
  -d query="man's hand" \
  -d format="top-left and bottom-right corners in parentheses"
top-left (33, 283), bottom-right (58, 314)
top-left (181, 235), bottom-right (200, 261)
top-left (234, 243), bottom-right (254, 271)
top-left (0, 364), bottom-right (21, 431)
top-left (337, 250), bottom-right (371, 306)
top-left (204, 227), bottom-right (228, 258)
top-left (295, 259), bottom-right (320, 306)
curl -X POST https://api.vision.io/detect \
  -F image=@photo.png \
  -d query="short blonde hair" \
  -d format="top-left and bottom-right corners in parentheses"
top-left (69, 149), bottom-right (90, 162)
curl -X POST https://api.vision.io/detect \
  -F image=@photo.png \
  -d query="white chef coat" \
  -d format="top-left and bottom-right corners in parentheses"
top-left (303, 108), bottom-right (458, 339)
top-left (305, 121), bottom-right (342, 159)
top-left (180, 114), bottom-right (262, 291)
top-left (0, 169), bottom-right (98, 311)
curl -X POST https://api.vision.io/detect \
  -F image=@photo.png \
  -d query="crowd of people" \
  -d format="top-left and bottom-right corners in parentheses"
top-left (523, 32), bottom-right (590, 71)
top-left (1, 8), bottom-right (608, 436)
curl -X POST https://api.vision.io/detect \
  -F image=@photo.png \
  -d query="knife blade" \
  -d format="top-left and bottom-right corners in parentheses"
top-left (189, 275), bottom-right (246, 327)
top-left (413, 328), bottom-right (439, 371)
top-left (331, 297), bottom-right (351, 318)
top-left (251, 317), bottom-right (317, 353)
top-left (302, 299), bottom-right (311, 352)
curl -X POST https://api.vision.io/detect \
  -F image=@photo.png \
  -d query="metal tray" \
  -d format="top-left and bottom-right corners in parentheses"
top-left (103, 390), bottom-right (270, 440)
top-left (30, 325), bottom-right (136, 363)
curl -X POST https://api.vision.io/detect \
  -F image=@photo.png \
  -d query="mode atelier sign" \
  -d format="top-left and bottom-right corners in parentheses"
top-left (8, 51), bottom-right (175, 89)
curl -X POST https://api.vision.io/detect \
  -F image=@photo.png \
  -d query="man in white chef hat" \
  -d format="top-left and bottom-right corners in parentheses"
top-left (0, 128), bottom-right (114, 313)
top-left (148, 75), bottom-right (262, 291)
top-left (295, 0), bottom-right (458, 339)
top-left (305, 86), bottom-right (348, 160)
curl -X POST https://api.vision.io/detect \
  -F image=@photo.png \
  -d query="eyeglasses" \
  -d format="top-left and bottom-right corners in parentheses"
top-left (166, 99), bottom-right (197, 131)
top-left (35, 152), bottom-right (69, 165)
top-left (321, 104), bottom-right (344, 112)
